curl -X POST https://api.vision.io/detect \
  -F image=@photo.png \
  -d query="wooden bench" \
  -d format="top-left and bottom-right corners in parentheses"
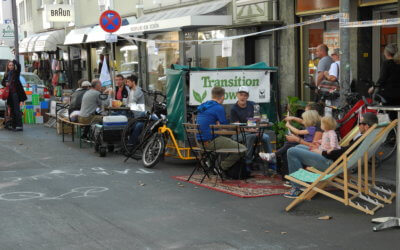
top-left (57, 116), bottom-right (90, 148)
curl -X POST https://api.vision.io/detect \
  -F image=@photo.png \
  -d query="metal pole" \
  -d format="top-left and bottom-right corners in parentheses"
top-left (397, 111), bottom-right (400, 217)
top-left (111, 40), bottom-right (115, 100)
top-left (11, 0), bottom-right (19, 61)
top-left (339, 0), bottom-right (350, 107)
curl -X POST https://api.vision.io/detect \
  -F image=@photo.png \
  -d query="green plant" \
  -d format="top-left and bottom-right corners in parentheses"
top-left (272, 96), bottom-right (307, 148)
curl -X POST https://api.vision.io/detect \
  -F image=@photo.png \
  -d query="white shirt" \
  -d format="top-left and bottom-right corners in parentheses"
top-left (328, 61), bottom-right (340, 79)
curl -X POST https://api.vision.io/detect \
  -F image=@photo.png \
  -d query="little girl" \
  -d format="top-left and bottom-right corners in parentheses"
top-left (314, 116), bottom-right (340, 154)
top-left (259, 110), bottom-right (321, 162)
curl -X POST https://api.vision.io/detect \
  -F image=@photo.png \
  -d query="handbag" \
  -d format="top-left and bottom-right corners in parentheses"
top-left (0, 86), bottom-right (10, 100)
top-left (51, 73), bottom-right (59, 86)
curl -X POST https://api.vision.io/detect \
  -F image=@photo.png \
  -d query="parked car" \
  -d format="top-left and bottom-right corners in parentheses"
top-left (0, 72), bottom-right (46, 113)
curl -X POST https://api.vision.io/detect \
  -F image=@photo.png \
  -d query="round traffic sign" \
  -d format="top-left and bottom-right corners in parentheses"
top-left (99, 10), bottom-right (121, 33)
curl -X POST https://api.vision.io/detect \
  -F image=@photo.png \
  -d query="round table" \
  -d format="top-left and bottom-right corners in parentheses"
top-left (368, 106), bottom-right (400, 231)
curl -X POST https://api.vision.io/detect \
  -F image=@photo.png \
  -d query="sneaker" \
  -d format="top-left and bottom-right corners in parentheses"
top-left (283, 188), bottom-right (302, 198)
top-left (283, 181), bottom-right (292, 188)
top-left (259, 152), bottom-right (275, 162)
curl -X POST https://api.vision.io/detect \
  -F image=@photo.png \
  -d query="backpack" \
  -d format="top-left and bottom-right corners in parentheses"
top-left (224, 159), bottom-right (251, 180)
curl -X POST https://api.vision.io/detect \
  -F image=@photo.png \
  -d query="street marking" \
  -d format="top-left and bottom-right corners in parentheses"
top-left (136, 168), bottom-right (154, 174)
top-left (0, 187), bottom-right (109, 202)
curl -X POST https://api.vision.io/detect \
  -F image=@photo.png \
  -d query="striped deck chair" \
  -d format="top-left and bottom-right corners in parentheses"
top-left (307, 121), bottom-right (397, 208)
top-left (358, 120), bottom-right (397, 204)
top-left (285, 124), bottom-right (385, 215)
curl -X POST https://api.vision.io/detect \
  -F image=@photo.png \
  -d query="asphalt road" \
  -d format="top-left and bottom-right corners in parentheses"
top-left (0, 125), bottom-right (399, 250)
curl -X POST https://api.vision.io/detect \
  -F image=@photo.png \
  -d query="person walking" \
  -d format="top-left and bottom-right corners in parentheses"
top-left (1, 60), bottom-right (27, 131)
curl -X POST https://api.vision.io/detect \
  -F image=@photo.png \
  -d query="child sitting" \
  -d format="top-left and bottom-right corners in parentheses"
top-left (312, 116), bottom-right (340, 154)
top-left (259, 110), bottom-right (321, 162)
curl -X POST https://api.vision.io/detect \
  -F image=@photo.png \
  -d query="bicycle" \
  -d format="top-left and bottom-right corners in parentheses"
top-left (121, 90), bottom-right (167, 162)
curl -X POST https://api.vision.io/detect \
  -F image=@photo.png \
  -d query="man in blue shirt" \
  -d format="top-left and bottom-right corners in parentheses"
top-left (230, 86), bottom-right (273, 167)
top-left (197, 87), bottom-right (246, 171)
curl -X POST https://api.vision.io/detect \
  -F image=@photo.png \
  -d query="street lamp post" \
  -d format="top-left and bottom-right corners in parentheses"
top-left (11, 0), bottom-right (19, 61)
top-left (339, 0), bottom-right (350, 107)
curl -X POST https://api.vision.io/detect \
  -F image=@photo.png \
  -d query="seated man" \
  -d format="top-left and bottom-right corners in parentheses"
top-left (78, 79), bottom-right (112, 136)
top-left (126, 74), bottom-right (144, 105)
top-left (284, 112), bottom-right (378, 198)
top-left (69, 80), bottom-right (91, 121)
top-left (197, 86), bottom-right (246, 171)
top-left (114, 74), bottom-right (129, 101)
top-left (230, 86), bottom-right (273, 168)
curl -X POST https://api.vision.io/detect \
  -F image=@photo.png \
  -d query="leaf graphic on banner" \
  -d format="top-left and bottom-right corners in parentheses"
top-left (201, 91), bottom-right (207, 102)
top-left (193, 90), bottom-right (202, 103)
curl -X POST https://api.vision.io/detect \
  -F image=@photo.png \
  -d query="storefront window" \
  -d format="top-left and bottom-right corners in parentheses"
top-left (147, 32), bottom-right (179, 93)
top-left (117, 44), bottom-right (139, 77)
top-left (198, 29), bottom-right (229, 68)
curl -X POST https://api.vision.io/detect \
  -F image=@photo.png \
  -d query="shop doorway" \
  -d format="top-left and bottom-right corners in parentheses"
top-left (372, 8), bottom-right (398, 82)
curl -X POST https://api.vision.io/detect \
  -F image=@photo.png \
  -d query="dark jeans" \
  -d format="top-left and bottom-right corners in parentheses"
top-left (8, 93), bottom-right (23, 128)
top-left (128, 112), bottom-right (158, 146)
top-left (275, 141), bottom-right (298, 177)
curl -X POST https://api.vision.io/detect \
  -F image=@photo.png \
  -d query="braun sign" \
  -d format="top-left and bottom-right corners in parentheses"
top-left (46, 4), bottom-right (75, 22)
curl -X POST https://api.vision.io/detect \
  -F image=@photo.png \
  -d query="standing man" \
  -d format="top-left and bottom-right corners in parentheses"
top-left (315, 44), bottom-right (333, 87)
top-left (197, 87), bottom-right (246, 171)
top-left (324, 48), bottom-right (340, 82)
top-left (230, 86), bottom-right (273, 168)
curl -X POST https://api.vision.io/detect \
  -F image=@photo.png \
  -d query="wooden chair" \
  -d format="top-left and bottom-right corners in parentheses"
top-left (183, 123), bottom-right (215, 183)
top-left (210, 124), bottom-right (247, 181)
top-left (285, 124), bottom-right (387, 215)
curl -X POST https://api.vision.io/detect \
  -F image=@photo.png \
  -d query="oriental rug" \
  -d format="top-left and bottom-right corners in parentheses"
top-left (172, 174), bottom-right (289, 198)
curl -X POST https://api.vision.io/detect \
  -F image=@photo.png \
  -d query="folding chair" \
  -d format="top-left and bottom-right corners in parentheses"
top-left (318, 121), bottom-right (397, 205)
top-left (210, 124), bottom-right (247, 181)
top-left (360, 120), bottom-right (397, 204)
top-left (285, 124), bottom-right (386, 215)
top-left (183, 123), bottom-right (215, 183)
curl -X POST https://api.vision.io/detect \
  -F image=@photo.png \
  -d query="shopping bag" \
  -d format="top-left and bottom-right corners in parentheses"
top-left (0, 86), bottom-right (10, 100)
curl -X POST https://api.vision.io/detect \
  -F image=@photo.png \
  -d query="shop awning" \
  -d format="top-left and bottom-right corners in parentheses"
top-left (116, 0), bottom-right (232, 35)
top-left (19, 35), bottom-right (36, 53)
top-left (64, 27), bottom-right (92, 45)
top-left (34, 30), bottom-right (65, 52)
top-left (85, 25), bottom-right (109, 43)
top-left (27, 35), bottom-right (40, 52)
top-left (137, 0), bottom-right (231, 23)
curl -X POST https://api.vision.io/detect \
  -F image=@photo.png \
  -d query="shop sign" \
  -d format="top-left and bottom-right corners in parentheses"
top-left (0, 24), bottom-right (14, 39)
top-left (105, 33), bottom-right (117, 43)
top-left (189, 71), bottom-right (270, 105)
top-left (46, 4), bottom-right (75, 22)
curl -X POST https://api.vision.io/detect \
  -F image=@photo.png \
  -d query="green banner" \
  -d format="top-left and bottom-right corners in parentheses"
top-left (166, 69), bottom-right (185, 141)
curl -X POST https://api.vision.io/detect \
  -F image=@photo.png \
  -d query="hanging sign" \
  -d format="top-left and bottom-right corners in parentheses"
top-left (222, 40), bottom-right (232, 57)
top-left (99, 10), bottom-right (122, 33)
top-left (105, 33), bottom-right (118, 43)
top-left (189, 71), bottom-right (270, 105)
top-left (0, 24), bottom-right (14, 39)
top-left (46, 4), bottom-right (75, 22)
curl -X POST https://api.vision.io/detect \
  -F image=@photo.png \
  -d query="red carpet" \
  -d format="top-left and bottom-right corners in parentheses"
top-left (172, 174), bottom-right (289, 198)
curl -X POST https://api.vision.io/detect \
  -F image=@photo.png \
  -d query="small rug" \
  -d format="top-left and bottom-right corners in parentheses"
top-left (172, 174), bottom-right (290, 198)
